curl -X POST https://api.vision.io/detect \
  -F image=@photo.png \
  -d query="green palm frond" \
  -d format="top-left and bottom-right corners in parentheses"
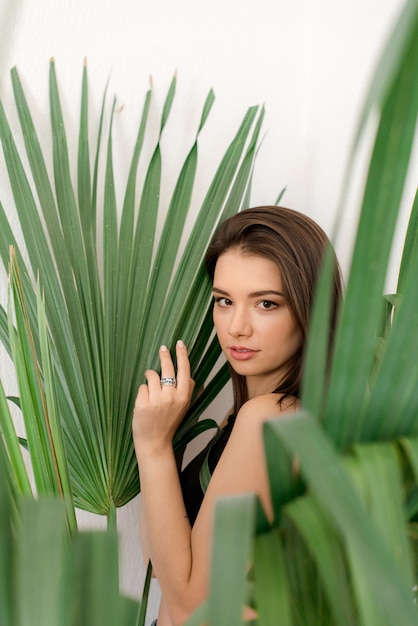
top-left (0, 61), bottom-right (263, 516)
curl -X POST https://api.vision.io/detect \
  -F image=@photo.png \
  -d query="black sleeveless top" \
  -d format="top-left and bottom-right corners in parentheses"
top-left (180, 414), bottom-right (236, 526)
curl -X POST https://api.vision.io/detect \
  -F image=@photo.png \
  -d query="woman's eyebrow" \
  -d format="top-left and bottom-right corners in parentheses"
top-left (249, 290), bottom-right (285, 298)
top-left (212, 287), bottom-right (284, 298)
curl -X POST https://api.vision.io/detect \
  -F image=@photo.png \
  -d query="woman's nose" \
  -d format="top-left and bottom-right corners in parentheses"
top-left (229, 307), bottom-right (252, 338)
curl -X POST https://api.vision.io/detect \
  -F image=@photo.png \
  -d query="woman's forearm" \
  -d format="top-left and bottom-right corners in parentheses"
top-left (133, 342), bottom-right (200, 625)
top-left (137, 443), bottom-right (200, 625)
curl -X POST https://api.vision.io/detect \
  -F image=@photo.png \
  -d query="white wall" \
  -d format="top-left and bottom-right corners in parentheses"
top-left (0, 0), bottom-right (416, 621)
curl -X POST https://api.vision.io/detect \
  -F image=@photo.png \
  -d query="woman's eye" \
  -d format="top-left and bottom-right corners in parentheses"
top-left (257, 300), bottom-right (278, 310)
top-left (215, 297), bottom-right (232, 307)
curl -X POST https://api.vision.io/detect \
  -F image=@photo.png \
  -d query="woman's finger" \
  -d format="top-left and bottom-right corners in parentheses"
top-left (159, 345), bottom-right (175, 377)
top-left (135, 382), bottom-right (149, 405)
top-left (159, 344), bottom-right (177, 391)
top-left (175, 340), bottom-right (192, 391)
top-left (144, 368), bottom-right (163, 396)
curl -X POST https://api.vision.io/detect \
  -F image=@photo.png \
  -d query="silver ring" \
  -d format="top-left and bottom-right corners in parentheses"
top-left (160, 377), bottom-right (177, 387)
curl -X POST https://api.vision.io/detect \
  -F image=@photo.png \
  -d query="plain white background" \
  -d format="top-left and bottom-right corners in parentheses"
top-left (0, 0), bottom-right (416, 620)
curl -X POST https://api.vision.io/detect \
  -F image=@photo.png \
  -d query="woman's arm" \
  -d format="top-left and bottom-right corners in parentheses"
top-left (133, 341), bottom-right (199, 625)
top-left (133, 342), bottom-right (296, 626)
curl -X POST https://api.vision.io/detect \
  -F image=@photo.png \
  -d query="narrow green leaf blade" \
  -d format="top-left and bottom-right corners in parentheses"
top-left (49, 60), bottom-right (85, 270)
top-left (345, 443), bottom-right (414, 620)
top-left (77, 62), bottom-right (92, 234)
top-left (253, 529), bottom-right (293, 626)
top-left (0, 423), bottom-right (17, 626)
top-left (208, 494), bottom-right (257, 626)
top-left (285, 497), bottom-right (357, 626)
top-left (37, 286), bottom-right (77, 533)
top-left (359, 250), bottom-right (418, 439)
top-left (301, 245), bottom-right (339, 417)
top-left (397, 188), bottom-right (418, 294)
top-left (160, 74), bottom-right (176, 131)
top-left (16, 497), bottom-right (67, 626)
top-left (0, 378), bottom-right (32, 496)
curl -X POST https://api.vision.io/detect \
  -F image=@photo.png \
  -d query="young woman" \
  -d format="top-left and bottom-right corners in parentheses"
top-left (132, 205), bottom-right (342, 626)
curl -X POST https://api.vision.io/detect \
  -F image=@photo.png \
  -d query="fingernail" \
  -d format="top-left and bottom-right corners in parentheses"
top-left (177, 339), bottom-right (185, 348)
top-left (160, 344), bottom-right (168, 352)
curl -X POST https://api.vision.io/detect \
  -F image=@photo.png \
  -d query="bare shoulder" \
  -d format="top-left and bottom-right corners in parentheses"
top-left (237, 393), bottom-right (299, 425)
top-left (192, 393), bottom-right (298, 539)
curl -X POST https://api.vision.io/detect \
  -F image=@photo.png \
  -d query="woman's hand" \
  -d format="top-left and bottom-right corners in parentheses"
top-left (132, 340), bottom-right (195, 454)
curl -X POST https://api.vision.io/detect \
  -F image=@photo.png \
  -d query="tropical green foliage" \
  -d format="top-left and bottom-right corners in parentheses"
top-left (0, 434), bottom-right (140, 626)
top-left (189, 1), bottom-right (418, 624)
top-left (0, 62), bottom-right (263, 519)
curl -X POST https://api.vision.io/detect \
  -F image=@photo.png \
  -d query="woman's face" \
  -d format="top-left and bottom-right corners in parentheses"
top-left (212, 248), bottom-right (302, 398)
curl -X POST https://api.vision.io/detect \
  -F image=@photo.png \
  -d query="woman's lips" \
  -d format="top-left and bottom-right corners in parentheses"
top-left (229, 346), bottom-right (259, 361)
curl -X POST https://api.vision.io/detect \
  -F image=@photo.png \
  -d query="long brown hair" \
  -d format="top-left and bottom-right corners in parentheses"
top-left (205, 205), bottom-right (342, 413)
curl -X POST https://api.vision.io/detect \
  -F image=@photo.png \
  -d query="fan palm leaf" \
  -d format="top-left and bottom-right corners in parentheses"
top-left (0, 61), bottom-right (264, 517)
